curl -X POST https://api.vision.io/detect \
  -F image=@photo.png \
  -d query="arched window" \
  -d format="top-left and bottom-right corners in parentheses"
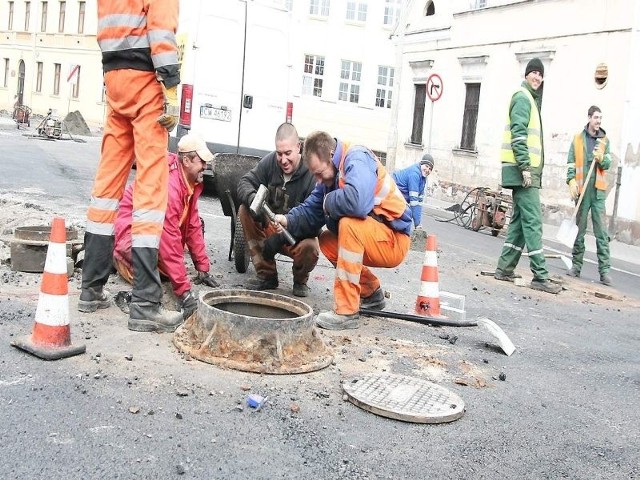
top-left (425, 1), bottom-right (435, 16)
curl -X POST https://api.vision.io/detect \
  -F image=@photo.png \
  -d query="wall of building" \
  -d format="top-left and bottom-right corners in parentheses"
top-left (287, 1), bottom-right (398, 154)
top-left (391, 0), bottom-right (640, 241)
top-left (0, 0), bottom-right (103, 125)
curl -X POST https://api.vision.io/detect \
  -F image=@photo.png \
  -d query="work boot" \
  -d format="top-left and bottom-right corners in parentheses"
top-left (78, 287), bottom-right (111, 312)
top-left (292, 283), bottom-right (310, 297)
top-left (530, 279), bottom-right (562, 294)
top-left (360, 287), bottom-right (386, 310)
top-left (128, 302), bottom-right (184, 333)
top-left (245, 276), bottom-right (279, 291)
top-left (494, 270), bottom-right (522, 282)
top-left (315, 311), bottom-right (360, 330)
top-left (566, 267), bottom-right (580, 278)
top-left (600, 273), bottom-right (612, 286)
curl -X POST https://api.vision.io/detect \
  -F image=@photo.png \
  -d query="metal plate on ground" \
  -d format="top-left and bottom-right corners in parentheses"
top-left (342, 373), bottom-right (465, 423)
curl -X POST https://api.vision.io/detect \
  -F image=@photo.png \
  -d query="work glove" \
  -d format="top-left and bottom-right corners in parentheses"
top-left (521, 170), bottom-right (532, 188)
top-left (157, 83), bottom-right (179, 131)
top-left (568, 178), bottom-right (579, 201)
top-left (593, 151), bottom-right (604, 164)
top-left (179, 290), bottom-right (198, 320)
top-left (194, 271), bottom-right (219, 288)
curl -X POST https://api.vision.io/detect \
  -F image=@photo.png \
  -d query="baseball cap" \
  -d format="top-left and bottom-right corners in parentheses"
top-left (177, 133), bottom-right (214, 163)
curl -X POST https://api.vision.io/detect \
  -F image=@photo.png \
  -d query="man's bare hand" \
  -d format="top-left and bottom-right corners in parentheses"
top-left (273, 214), bottom-right (288, 230)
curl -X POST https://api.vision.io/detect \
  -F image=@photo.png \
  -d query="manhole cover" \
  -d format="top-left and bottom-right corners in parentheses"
top-left (342, 373), bottom-right (465, 423)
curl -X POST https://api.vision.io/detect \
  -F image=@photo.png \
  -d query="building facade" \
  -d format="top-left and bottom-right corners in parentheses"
top-left (389, 0), bottom-right (640, 243)
top-left (287, 0), bottom-right (402, 158)
top-left (1, 0), bottom-right (402, 159)
top-left (0, 0), bottom-right (104, 125)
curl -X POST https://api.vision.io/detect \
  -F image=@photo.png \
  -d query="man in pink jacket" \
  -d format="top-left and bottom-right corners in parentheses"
top-left (113, 134), bottom-right (218, 324)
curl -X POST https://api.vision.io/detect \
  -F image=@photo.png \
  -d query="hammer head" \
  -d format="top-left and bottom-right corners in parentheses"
top-left (249, 184), bottom-right (269, 216)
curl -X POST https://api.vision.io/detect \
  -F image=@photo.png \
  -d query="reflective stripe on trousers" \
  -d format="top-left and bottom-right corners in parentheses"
top-left (319, 216), bottom-right (410, 315)
top-left (87, 69), bottom-right (168, 249)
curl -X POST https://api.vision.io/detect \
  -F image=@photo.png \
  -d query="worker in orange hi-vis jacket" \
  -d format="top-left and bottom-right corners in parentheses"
top-left (273, 131), bottom-right (414, 331)
top-left (79, 0), bottom-right (184, 333)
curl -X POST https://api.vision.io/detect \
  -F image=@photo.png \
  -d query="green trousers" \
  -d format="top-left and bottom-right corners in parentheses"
top-left (571, 183), bottom-right (610, 275)
top-left (496, 186), bottom-right (548, 280)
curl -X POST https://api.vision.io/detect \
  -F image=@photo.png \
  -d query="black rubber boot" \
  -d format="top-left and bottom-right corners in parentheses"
top-left (79, 232), bottom-right (114, 312)
top-left (131, 247), bottom-right (163, 304)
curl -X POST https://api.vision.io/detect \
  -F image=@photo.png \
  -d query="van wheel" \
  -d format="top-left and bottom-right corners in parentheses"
top-left (233, 216), bottom-right (250, 273)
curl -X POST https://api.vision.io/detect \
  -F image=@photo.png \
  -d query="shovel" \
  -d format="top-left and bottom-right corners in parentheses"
top-left (359, 308), bottom-right (516, 356)
top-left (556, 155), bottom-right (597, 248)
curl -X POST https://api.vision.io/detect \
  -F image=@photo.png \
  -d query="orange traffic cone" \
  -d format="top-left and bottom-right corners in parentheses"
top-left (414, 234), bottom-right (442, 317)
top-left (12, 217), bottom-right (85, 360)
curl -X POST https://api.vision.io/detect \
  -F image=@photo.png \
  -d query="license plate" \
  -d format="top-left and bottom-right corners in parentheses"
top-left (200, 105), bottom-right (231, 122)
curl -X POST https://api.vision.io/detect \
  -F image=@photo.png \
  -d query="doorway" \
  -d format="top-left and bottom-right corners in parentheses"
top-left (17, 60), bottom-right (25, 105)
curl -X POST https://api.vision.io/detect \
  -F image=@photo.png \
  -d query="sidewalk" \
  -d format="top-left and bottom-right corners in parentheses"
top-left (426, 197), bottom-right (640, 267)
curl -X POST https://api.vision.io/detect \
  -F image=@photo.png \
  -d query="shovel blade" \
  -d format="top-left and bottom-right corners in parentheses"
top-left (556, 219), bottom-right (578, 248)
top-left (476, 317), bottom-right (516, 356)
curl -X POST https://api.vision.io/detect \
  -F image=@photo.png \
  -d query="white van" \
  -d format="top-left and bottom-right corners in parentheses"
top-left (173, 0), bottom-right (293, 168)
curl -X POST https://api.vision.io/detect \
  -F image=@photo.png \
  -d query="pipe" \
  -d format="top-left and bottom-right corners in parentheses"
top-left (359, 308), bottom-right (477, 328)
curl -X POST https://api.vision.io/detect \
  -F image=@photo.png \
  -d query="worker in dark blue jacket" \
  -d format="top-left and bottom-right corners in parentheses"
top-left (392, 154), bottom-right (433, 229)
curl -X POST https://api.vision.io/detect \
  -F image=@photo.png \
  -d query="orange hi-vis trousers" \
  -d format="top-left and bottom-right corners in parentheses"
top-left (320, 216), bottom-right (410, 315)
top-left (86, 69), bottom-right (168, 247)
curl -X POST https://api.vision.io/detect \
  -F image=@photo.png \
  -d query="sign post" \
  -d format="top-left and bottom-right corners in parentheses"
top-left (426, 73), bottom-right (443, 153)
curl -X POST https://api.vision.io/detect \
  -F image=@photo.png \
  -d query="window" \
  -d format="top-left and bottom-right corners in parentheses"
top-left (346, 2), bottom-right (367, 22)
top-left (425, 1), bottom-right (435, 16)
top-left (372, 149), bottom-right (387, 166)
top-left (36, 62), bottom-right (43, 92)
top-left (8, 1), bottom-right (14, 30)
top-left (58, 1), bottom-right (65, 32)
top-left (284, 0), bottom-right (292, 11)
top-left (302, 54), bottom-right (324, 97)
top-left (40, 1), bottom-right (47, 31)
top-left (473, 0), bottom-right (487, 8)
top-left (460, 83), bottom-right (480, 151)
top-left (53, 63), bottom-right (61, 95)
top-left (410, 84), bottom-right (426, 144)
top-left (376, 65), bottom-right (394, 108)
top-left (309, 0), bottom-right (330, 17)
top-left (77, 1), bottom-right (85, 33)
top-left (24, 2), bottom-right (30, 30)
top-left (383, 0), bottom-right (401, 26)
top-left (338, 60), bottom-right (361, 103)
top-left (71, 66), bottom-right (80, 98)
top-left (3, 59), bottom-right (9, 88)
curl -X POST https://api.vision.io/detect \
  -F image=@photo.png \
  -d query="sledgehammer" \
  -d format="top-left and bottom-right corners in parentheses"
top-left (249, 184), bottom-right (296, 246)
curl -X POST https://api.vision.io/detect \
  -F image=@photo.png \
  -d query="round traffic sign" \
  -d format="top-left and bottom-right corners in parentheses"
top-left (426, 73), bottom-right (443, 102)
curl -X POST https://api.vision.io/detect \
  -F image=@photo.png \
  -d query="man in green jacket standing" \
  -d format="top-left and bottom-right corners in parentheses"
top-left (565, 105), bottom-right (612, 285)
top-left (494, 58), bottom-right (561, 294)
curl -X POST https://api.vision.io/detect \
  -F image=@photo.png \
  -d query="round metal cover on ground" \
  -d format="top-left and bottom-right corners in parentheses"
top-left (173, 289), bottom-right (333, 374)
top-left (342, 373), bottom-right (465, 423)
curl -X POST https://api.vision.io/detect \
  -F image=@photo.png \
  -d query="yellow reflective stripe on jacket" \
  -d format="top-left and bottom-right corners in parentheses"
top-left (574, 133), bottom-right (608, 191)
top-left (500, 87), bottom-right (542, 167)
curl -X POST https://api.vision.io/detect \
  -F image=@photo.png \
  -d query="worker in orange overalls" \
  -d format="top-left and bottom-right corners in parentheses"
top-left (273, 131), bottom-right (413, 330)
top-left (79, 0), bottom-right (183, 333)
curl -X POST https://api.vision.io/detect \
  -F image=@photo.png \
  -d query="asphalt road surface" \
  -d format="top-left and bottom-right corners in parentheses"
top-left (1, 123), bottom-right (638, 479)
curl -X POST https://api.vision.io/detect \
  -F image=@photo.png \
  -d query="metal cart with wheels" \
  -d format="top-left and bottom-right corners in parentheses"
top-left (211, 153), bottom-right (261, 273)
